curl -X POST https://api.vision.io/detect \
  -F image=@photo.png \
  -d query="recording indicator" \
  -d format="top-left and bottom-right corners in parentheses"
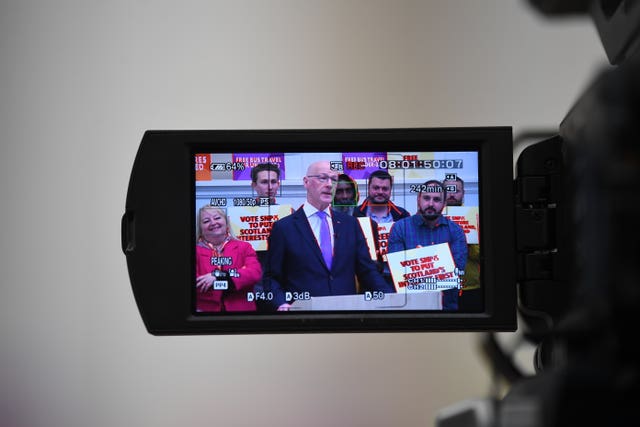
top-left (346, 161), bottom-right (366, 170)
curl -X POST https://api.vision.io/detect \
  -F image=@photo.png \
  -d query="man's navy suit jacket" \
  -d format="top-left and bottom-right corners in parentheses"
top-left (263, 207), bottom-right (394, 309)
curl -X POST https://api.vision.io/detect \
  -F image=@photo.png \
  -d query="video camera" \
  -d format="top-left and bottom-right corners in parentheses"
top-left (121, 0), bottom-right (639, 422)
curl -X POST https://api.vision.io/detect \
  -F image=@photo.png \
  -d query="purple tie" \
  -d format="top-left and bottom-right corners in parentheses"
top-left (317, 210), bottom-right (332, 269)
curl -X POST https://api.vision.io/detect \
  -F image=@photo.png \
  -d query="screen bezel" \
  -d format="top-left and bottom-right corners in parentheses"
top-left (124, 128), bottom-right (516, 334)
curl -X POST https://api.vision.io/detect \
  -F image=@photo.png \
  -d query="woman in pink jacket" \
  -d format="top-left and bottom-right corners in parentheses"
top-left (195, 206), bottom-right (262, 312)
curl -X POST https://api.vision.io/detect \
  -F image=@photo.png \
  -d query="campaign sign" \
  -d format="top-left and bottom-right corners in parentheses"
top-left (227, 205), bottom-right (293, 251)
top-left (356, 217), bottom-right (377, 260)
top-left (386, 244), bottom-right (461, 293)
top-left (342, 152), bottom-right (387, 179)
top-left (443, 206), bottom-right (479, 244)
top-left (231, 153), bottom-right (285, 181)
top-left (376, 222), bottom-right (393, 262)
top-left (195, 153), bottom-right (211, 181)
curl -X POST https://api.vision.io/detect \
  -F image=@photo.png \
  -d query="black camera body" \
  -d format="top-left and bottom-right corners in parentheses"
top-left (122, 127), bottom-right (516, 334)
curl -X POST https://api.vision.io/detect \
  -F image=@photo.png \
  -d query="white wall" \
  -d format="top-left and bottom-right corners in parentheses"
top-left (0, 1), bottom-right (605, 426)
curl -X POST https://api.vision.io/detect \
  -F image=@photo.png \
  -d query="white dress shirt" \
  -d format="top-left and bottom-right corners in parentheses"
top-left (302, 203), bottom-right (335, 250)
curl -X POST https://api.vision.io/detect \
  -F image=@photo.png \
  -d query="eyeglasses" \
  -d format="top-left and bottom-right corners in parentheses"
top-left (307, 174), bottom-right (339, 184)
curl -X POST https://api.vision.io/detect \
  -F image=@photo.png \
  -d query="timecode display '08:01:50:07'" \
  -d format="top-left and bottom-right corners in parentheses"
top-left (378, 159), bottom-right (463, 169)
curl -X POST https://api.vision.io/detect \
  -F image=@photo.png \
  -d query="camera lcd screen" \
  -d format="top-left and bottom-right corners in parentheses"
top-left (194, 150), bottom-right (480, 314)
top-left (123, 128), bottom-right (515, 334)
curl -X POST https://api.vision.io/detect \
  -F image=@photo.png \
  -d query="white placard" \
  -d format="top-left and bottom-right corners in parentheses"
top-left (356, 217), bottom-right (377, 260)
top-left (386, 243), bottom-right (461, 293)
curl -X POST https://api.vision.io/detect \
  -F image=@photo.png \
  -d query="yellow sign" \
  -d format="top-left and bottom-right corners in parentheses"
top-left (444, 206), bottom-right (479, 244)
top-left (227, 205), bottom-right (293, 251)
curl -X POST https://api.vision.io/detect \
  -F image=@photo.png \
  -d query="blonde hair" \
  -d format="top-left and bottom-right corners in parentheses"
top-left (196, 205), bottom-right (236, 240)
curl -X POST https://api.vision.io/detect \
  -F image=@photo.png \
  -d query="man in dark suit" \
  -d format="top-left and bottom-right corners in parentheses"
top-left (264, 160), bottom-right (395, 311)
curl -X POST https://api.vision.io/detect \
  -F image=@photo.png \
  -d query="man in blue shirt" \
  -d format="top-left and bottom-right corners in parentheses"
top-left (388, 180), bottom-right (467, 310)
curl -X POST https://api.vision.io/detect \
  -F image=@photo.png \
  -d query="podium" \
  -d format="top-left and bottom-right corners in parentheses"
top-left (289, 291), bottom-right (443, 311)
